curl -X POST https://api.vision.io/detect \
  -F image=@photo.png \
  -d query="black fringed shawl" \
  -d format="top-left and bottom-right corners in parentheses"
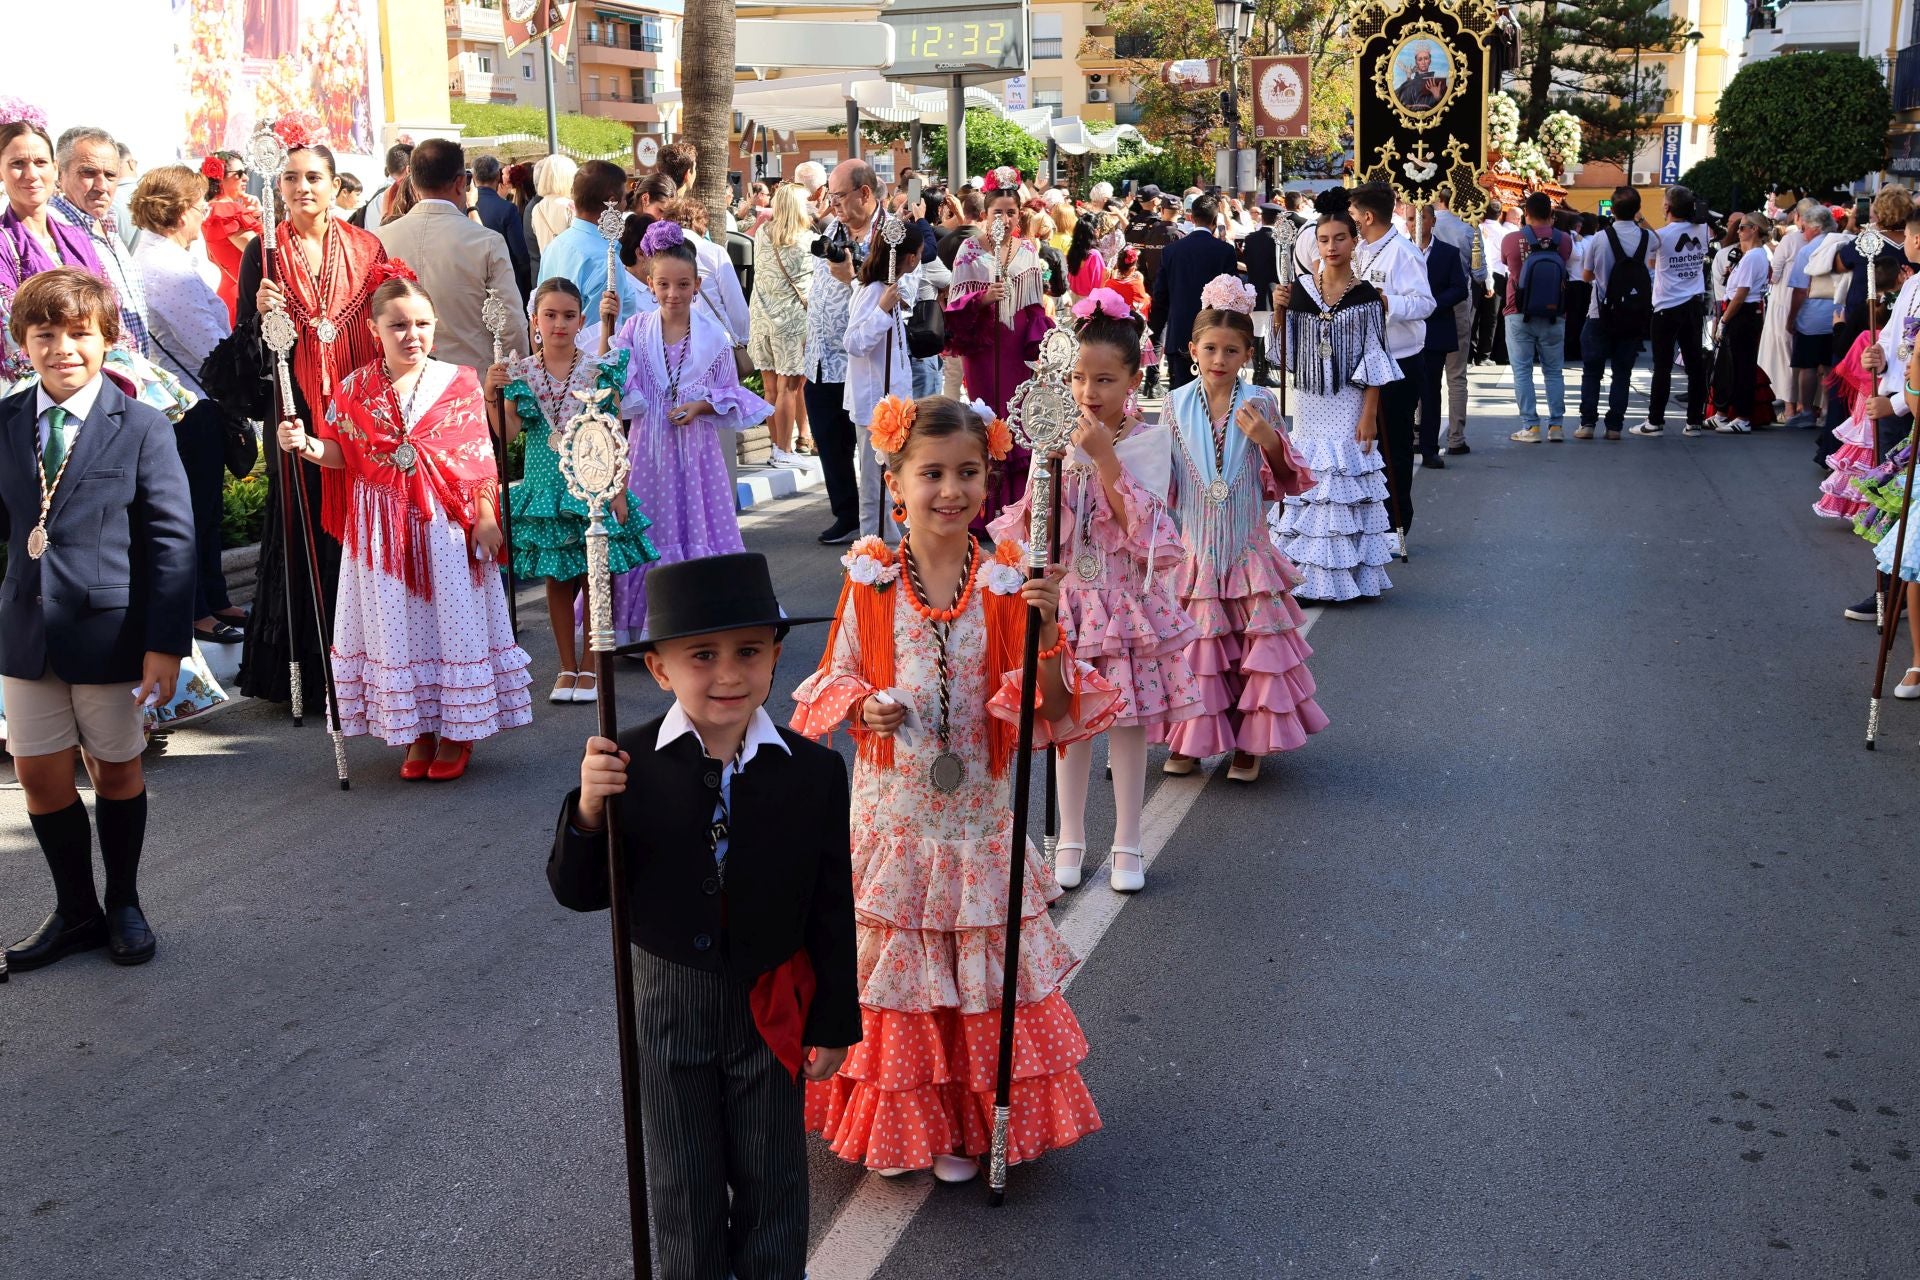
top-left (1285, 276), bottom-right (1387, 395)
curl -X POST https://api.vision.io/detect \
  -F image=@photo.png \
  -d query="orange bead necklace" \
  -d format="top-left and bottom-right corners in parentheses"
top-left (900, 535), bottom-right (980, 623)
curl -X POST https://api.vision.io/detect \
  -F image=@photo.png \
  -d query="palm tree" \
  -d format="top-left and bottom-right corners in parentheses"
top-left (680, 0), bottom-right (736, 234)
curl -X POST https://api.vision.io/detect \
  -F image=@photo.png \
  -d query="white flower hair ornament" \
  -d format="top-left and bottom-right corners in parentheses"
top-left (1199, 274), bottom-right (1258, 315)
top-left (985, 557), bottom-right (1028, 596)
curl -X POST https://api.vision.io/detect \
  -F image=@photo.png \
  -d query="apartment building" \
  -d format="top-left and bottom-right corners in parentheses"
top-left (574, 0), bottom-right (679, 139)
top-left (445, 0), bottom-right (582, 112)
top-left (1019, 2), bottom-right (1148, 130)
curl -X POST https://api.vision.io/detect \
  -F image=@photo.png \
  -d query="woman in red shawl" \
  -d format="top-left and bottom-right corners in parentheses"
top-left (275, 267), bottom-right (533, 781)
top-left (237, 119), bottom-right (387, 706)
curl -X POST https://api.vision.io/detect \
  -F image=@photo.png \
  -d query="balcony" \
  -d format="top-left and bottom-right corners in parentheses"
top-left (1744, 0), bottom-right (1865, 61)
top-left (578, 43), bottom-right (665, 71)
top-left (1078, 34), bottom-right (1129, 72)
top-left (1115, 33), bottom-right (1154, 58)
top-left (583, 91), bottom-right (663, 125)
top-left (1034, 37), bottom-right (1063, 58)
top-left (450, 67), bottom-right (516, 104)
top-left (446, 1), bottom-right (504, 43)
top-left (1898, 43), bottom-right (1920, 112)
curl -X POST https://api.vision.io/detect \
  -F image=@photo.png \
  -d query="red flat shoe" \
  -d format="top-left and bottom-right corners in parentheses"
top-left (426, 741), bottom-right (474, 781)
top-left (400, 750), bottom-right (433, 781)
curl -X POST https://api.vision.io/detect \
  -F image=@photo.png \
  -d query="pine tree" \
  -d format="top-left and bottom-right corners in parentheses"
top-left (1510, 0), bottom-right (1698, 169)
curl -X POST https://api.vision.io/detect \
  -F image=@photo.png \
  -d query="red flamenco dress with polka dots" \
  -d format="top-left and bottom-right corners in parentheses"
top-left (792, 536), bottom-right (1122, 1172)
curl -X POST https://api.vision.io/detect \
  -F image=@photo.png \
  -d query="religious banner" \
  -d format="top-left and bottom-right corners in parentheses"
top-left (1160, 59), bottom-right (1223, 92)
top-left (1351, 0), bottom-right (1497, 208)
top-left (1250, 56), bottom-right (1310, 141)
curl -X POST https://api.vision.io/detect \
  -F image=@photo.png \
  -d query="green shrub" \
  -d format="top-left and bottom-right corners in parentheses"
top-left (449, 103), bottom-right (633, 159)
top-left (221, 463), bottom-right (271, 549)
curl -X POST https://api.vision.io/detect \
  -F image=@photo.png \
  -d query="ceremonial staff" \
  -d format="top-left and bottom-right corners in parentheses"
top-left (1040, 465), bottom-right (1064, 871)
top-left (559, 386), bottom-right (653, 1276)
top-left (987, 213), bottom-right (1010, 415)
top-left (1271, 219), bottom-right (1301, 418)
top-left (881, 214), bottom-right (907, 398)
top-left (1854, 226), bottom-right (1889, 630)
top-left (250, 123), bottom-right (350, 789)
top-left (988, 326), bottom-right (1082, 1205)
top-left (1866, 389), bottom-right (1919, 750)
top-left (481, 286), bottom-right (519, 636)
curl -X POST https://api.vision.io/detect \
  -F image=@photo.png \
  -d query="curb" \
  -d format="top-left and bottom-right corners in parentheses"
top-left (736, 459), bottom-right (824, 510)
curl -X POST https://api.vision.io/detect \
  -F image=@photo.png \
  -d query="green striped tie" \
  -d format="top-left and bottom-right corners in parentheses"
top-left (41, 405), bottom-right (70, 483)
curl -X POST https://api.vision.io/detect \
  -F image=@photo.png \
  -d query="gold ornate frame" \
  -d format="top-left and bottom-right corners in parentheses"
top-left (1373, 23), bottom-right (1466, 129)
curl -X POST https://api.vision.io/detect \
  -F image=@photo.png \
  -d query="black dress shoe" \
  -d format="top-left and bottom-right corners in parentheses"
top-left (105, 903), bottom-right (157, 966)
top-left (816, 521), bottom-right (859, 546)
top-left (4, 910), bottom-right (107, 972)
top-left (1448, 442), bottom-right (1471, 455)
top-left (193, 620), bottom-right (246, 644)
top-left (1421, 453), bottom-right (1446, 469)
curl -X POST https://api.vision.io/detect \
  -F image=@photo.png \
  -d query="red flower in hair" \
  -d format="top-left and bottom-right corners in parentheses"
top-left (370, 259), bottom-right (419, 286)
top-left (200, 156), bottom-right (226, 181)
top-left (271, 111), bottom-right (323, 152)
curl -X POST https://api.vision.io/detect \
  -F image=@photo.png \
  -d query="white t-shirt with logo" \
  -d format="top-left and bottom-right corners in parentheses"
top-left (1583, 220), bottom-right (1651, 320)
top-left (1724, 247), bottom-right (1770, 303)
top-left (1648, 222), bottom-right (1710, 311)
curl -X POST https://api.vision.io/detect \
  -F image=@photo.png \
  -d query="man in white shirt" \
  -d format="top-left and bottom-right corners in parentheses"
top-left (372, 140), bottom-right (529, 373)
top-left (1629, 184), bottom-right (1712, 435)
top-left (1351, 181), bottom-right (1435, 535)
top-left (1429, 190), bottom-right (1484, 450)
top-left (1474, 202), bottom-right (1514, 363)
top-left (1579, 186), bottom-right (1652, 439)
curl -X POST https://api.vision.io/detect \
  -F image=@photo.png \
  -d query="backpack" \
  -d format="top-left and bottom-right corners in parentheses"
top-left (1599, 223), bottom-right (1653, 339)
top-left (1515, 227), bottom-right (1568, 319)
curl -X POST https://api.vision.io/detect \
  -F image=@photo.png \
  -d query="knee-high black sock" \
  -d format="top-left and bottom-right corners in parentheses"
top-left (96, 791), bottom-right (148, 910)
top-left (29, 799), bottom-right (99, 918)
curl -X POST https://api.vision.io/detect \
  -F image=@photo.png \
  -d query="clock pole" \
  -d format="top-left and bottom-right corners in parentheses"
top-left (947, 73), bottom-right (966, 192)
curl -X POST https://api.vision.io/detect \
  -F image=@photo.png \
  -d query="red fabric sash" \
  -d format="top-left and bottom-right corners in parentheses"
top-left (749, 948), bottom-right (817, 1080)
top-left (321, 362), bottom-right (501, 600)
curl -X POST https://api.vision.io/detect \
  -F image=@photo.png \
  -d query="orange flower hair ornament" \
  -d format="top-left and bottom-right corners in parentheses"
top-left (869, 395), bottom-right (917, 460)
top-left (966, 397), bottom-right (1014, 460)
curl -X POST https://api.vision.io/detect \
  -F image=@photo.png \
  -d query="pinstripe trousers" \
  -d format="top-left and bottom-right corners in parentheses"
top-left (630, 945), bottom-right (809, 1280)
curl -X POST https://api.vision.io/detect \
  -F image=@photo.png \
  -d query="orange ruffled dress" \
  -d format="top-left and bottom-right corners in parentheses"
top-left (792, 540), bottom-right (1123, 1171)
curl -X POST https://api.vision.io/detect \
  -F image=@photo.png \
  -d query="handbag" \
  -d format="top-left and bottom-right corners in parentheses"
top-left (772, 242), bottom-right (808, 311)
top-left (197, 313), bottom-right (275, 422)
top-left (907, 290), bottom-right (945, 359)
top-left (150, 330), bottom-right (261, 478)
top-left (701, 289), bottom-right (755, 379)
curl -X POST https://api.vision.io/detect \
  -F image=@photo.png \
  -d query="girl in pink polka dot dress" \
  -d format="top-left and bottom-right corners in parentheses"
top-left (792, 395), bottom-right (1122, 1183)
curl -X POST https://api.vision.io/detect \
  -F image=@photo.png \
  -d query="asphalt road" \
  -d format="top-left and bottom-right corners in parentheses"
top-left (4, 364), bottom-right (1919, 1279)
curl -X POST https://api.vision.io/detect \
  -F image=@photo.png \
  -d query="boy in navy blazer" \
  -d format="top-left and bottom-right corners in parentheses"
top-left (1, 269), bottom-right (194, 978)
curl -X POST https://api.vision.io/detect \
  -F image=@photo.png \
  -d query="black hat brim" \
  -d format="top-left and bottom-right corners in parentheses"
top-left (613, 613), bottom-right (836, 656)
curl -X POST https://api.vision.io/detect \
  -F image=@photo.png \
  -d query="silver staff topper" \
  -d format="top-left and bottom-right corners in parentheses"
top-left (598, 207), bottom-right (627, 315)
top-left (559, 387), bottom-right (633, 657)
top-left (481, 286), bottom-right (512, 365)
top-left (1856, 226), bottom-right (1886, 261)
top-left (881, 214), bottom-right (907, 285)
top-left (1007, 326), bottom-right (1083, 573)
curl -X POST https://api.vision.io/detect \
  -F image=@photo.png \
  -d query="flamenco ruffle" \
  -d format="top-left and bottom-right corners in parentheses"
top-left (852, 871), bottom-right (1079, 1015)
top-left (332, 646), bottom-right (534, 744)
top-left (987, 658), bottom-right (1125, 748)
top-left (1815, 440), bottom-right (1877, 521)
top-left (1082, 650), bottom-right (1205, 734)
top-left (807, 994), bottom-right (1102, 1171)
top-left (1175, 539), bottom-right (1306, 608)
top-left (942, 293), bottom-right (1051, 364)
top-left (1289, 560), bottom-right (1393, 603)
top-left (508, 491), bottom-right (657, 580)
top-left (1168, 601), bottom-right (1328, 758)
top-left (1063, 587), bottom-right (1197, 660)
top-left (790, 670), bottom-right (875, 742)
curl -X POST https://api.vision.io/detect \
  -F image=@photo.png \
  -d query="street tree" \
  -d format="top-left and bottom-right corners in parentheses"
top-left (680, 0), bottom-right (737, 233)
top-left (1715, 52), bottom-right (1893, 197)
top-left (1508, 0), bottom-right (1697, 169)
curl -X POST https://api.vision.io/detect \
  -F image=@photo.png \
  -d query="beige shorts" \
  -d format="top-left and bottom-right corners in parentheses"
top-left (2, 669), bottom-right (146, 762)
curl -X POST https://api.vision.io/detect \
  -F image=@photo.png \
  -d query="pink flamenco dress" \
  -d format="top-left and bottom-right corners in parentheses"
top-left (1162, 378), bottom-right (1330, 759)
top-left (1817, 330), bottom-right (1885, 522)
top-left (988, 419), bottom-right (1204, 739)
top-left (791, 538), bottom-right (1122, 1172)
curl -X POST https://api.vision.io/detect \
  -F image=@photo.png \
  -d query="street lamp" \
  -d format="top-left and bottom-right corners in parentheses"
top-left (1216, 0), bottom-right (1257, 191)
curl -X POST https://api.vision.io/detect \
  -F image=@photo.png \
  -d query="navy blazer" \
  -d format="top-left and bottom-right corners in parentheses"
top-left (475, 186), bottom-right (533, 303)
top-left (0, 379), bottom-right (195, 684)
top-left (1243, 225), bottom-right (1280, 313)
top-left (1149, 227), bottom-right (1242, 353)
top-left (1422, 238), bottom-right (1471, 355)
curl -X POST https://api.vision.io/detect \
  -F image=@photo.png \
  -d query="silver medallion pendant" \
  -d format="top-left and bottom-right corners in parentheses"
top-left (1075, 549), bottom-right (1102, 582)
top-left (1319, 341), bottom-right (1333, 359)
top-left (393, 441), bottom-right (419, 473)
top-left (314, 317), bottom-right (339, 344)
top-left (26, 524), bottom-right (48, 559)
top-left (929, 750), bottom-right (965, 793)
top-left (548, 429), bottom-right (565, 451)
top-left (1206, 477), bottom-right (1231, 506)
top-left (1902, 344), bottom-right (1914, 362)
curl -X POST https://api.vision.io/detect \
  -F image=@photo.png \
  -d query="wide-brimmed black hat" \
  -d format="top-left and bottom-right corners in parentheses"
top-left (615, 553), bottom-right (832, 653)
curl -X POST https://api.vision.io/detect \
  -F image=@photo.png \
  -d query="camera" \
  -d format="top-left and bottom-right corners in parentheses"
top-left (810, 220), bottom-right (852, 264)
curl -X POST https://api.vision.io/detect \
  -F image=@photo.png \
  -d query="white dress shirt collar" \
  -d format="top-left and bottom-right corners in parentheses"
top-left (657, 702), bottom-right (791, 768)
top-left (36, 372), bottom-right (106, 427)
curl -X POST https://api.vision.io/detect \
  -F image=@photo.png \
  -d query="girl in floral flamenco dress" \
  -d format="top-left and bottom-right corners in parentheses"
top-left (989, 289), bottom-right (1202, 893)
top-left (1815, 332), bottom-right (1881, 523)
top-left (1163, 275), bottom-right (1329, 783)
top-left (487, 278), bottom-right (656, 705)
top-left (792, 394), bottom-right (1121, 1183)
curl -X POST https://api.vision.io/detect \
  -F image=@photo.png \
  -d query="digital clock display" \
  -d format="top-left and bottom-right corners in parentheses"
top-left (884, 5), bottom-right (1026, 75)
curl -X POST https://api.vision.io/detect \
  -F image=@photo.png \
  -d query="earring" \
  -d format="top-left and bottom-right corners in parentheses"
top-left (891, 501), bottom-right (907, 525)
top-left (534, 330), bottom-right (544, 351)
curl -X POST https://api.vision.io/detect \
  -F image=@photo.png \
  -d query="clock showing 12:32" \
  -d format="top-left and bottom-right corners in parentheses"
top-left (899, 19), bottom-right (1015, 64)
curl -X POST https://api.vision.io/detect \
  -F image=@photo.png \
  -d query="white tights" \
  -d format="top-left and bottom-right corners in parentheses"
top-left (1056, 726), bottom-right (1148, 852)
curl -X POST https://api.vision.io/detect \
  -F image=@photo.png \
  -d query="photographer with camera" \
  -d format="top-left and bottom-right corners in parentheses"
top-left (803, 158), bottom-right (881, 545)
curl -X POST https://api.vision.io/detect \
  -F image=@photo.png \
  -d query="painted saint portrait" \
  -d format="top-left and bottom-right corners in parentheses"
top-left (1391, 39), bottom-right (1451, 114)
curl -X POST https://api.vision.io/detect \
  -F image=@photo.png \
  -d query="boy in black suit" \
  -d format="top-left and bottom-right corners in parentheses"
top-left (2, 269), bottom-right (195, 980)
top-left (548, 552), bottom-right (858, 1280)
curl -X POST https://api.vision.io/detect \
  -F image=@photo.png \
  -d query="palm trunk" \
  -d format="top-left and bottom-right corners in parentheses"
top-left (681, 0), bottom-right (737, 237)
top-left (1524, 0), bottom-right (1557, 135)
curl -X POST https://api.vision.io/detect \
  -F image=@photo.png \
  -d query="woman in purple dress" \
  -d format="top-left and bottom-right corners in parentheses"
top-left (944, 168), bottom-right (1052, 532)
top-left (599, 221), bottom-right (771, 644)
top-left (1, 111), bottom-right (105, 380)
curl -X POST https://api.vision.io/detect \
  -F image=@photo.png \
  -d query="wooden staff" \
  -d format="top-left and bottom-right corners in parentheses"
top-left (1866, 422), bottom-right (1919, 750)
top-left (1855, 226), bottom-right (1888, 631)
top-left (481, 286), bottom-right (518, 636)
top-left (558, 385), bottom-right (653, 1274)
top-left (250, 124), bottom-right (349, 789)
top-left (989, 326), bottom-right (1082, 1205)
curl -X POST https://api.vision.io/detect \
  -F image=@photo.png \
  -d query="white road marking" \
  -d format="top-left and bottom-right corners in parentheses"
top-left (808, 607), bottom-right (1324, 1279)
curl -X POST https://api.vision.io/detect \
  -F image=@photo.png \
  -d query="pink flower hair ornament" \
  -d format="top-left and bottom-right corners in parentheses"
top-left (984, 166), bottom-right (1022, 193)
top-left (270, 111), bottom-right (324, 152)
top-left (639, 220), bottom-right (686, 256)
top-left (1071, 288), bottom-right (1133, 321)
top-left (0, 96), bottom-right (49, 134)
top-left (1199, 274), bottom-right (1257, 315)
